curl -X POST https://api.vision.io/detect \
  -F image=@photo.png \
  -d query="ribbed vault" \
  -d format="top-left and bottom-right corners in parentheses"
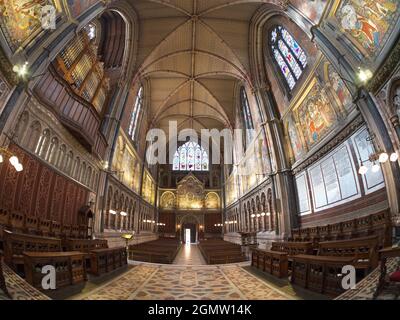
top-left (129, 0), bottom-right (276, 133)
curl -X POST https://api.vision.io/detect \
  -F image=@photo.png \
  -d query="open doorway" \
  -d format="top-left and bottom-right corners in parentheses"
top-left (185, 228), bottom-right (191, 245)
top-left (181, 223), bottom-right (197, 243)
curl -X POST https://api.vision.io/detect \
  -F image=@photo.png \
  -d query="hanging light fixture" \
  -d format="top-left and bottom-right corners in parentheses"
top-left (358, 165), bottom-right (368, 175)
top-left (0, 147), bottom-right (23, 172)
top-left (378, 153), bottom-right (389, 163)
top-left (390, 152), bottom-right (398, 162)
top-left (371, 163), bottom-right (380, 173)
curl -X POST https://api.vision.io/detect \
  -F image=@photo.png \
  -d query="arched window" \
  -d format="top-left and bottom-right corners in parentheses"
top-left (270, 26), bottom-right (307, 90)
top-left (173, 141), bottom-right (209, 171)
top-left (240, 87), bottom-right (254, 147)
top-left (128, 86), bottom-right (144, 140)
top-left (240, 87), bottom-right (254, 130)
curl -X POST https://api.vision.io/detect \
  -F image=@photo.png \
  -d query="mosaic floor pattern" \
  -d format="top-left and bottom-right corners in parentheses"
top-left (336, 257), bottom-right (400, 300)
top-left (74, 262), bottom-right (293, 300)
top-left (1, 261), bottom-right (49, 300)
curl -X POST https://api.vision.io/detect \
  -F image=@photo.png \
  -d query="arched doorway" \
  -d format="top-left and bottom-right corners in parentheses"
top-left (178, 214), bottom-right (201, 244)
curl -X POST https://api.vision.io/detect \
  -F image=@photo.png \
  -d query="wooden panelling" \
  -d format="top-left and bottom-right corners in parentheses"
top-left (0, 144), bottom-right (89, 226)
top-left (159, 211), bottom-right (176, 234)
top-left (204, 212), bottom-right (222, 234)
top-left (34, 68), bottom-right (107, 158)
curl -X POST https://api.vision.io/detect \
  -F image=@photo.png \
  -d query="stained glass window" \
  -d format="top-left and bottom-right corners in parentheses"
top-left (270, 26), bottom-right (307, 90)
top-left (128, 86), bottom-right (144, 139)
top-left (173, 142), bottom-right (209, 171)
top-left (240, 87), bottom-right (254, 147)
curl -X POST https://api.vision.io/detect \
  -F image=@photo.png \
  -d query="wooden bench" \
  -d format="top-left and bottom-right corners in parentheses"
top-left (128, 238), bottom-right (181, 264)
top-left (199, 240), bottom-right (246, 264)
top-left (24, 251), bottom-right (87, 290)
top-left (291, 211), bottom-right (391, 246)
top-left (317, 236), bottom-right (379, 272)
top-left (290, 236), bottom-right (379, 297)
top-left (3, 230), bottom-right (62, 275)
top-left (251, 241), bottom-right (312, 278)
top-left (291, 254), bottom-right (356, 297)
top-left (90, 247), bottom-right (127, 276)
top-left (251, 248), bottom-right (288, 278)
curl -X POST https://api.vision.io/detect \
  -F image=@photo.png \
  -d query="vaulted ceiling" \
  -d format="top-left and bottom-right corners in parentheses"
top-left (129, 0), bottom-right (268, 134)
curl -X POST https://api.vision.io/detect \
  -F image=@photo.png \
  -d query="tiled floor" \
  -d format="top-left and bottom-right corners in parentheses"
top-left (73, 262), bottom-right (294, 300)
top-left (173, 244), bottom-right (206, 265)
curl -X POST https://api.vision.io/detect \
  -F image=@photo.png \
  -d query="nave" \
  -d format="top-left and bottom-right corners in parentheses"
top-left (0, 0), bottom-right (400, 303)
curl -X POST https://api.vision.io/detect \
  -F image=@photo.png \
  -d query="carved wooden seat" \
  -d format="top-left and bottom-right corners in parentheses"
top-left (38, 219), bottom-right (52, 237)
top-left (51, 221), bottom-right (61, 238)
top-left (251, 248), bottom-right (288, 278)
top-left (3, 230), bottom-right (61, 275)
top-left (10, 212), bottom-right (24, 233)
top-left (90, 247), bottom-right (127, 276)
top-left (24, 216), bottom-right (39, 235)
top-left (317, 235), bottom-right (379, 272)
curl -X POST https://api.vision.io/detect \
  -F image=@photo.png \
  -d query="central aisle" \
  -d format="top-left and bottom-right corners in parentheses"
top-left (73, 262), bottom-right (295, 300)
top-left (173, 244), bottom-right (206, 265)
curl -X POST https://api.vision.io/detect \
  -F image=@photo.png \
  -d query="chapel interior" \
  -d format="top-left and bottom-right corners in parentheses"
top-left (0, 0), bottom-right (400, 301)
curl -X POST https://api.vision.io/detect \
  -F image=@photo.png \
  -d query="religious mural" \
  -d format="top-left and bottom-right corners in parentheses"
top-left (112, 134), bottom-right (141, 193)
top-left (327, 64), bottom-right (353, 112)
top-left (296, 81), bottom-right (337, 149)
top-left (160, 191), bottom-right (176, 209)
top-left (0, 0), bottom-right (56, 50)
top-left (161, 174), bottom-right (221, 210)
top-left (336, 0), bottom-right (399, 57)
top-left (142, 171), bottom-right (156, 205)
top-left (205, 192), bottom-right (220, 209)
top-left (67, 0), bottom-right (99, 18)
top-left (290, 0), bottom-right (328, 24)
top-left (176, 174), bottom-right (204, 209)
top-left (285, 113), bottom-right (304, 161)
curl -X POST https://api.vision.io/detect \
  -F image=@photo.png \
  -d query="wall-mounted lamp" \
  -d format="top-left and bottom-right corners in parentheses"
top-left (120, 211), bottom-right (128, 217)
top-left (0, 148), bottom-right (23, 172)
top-left (109, 209), bottom-right (117, 215)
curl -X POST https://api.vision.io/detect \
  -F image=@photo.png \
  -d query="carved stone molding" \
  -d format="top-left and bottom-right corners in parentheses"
top-left (292, 115), bottom-right (365, 174)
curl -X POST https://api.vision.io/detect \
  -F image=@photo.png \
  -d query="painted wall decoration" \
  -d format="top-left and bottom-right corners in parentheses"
top-left (327, 64), bottom-right (353, 111)
top-left (112, 134), bottom-right (141, 193)
top-left (290, 0), bottom-right (328, 24)
top-left (296, 81), bottom-right (337, 149)
top-left (336, 0), bottom-right (399, 57)
top-left (160, 191), bottom-right (176, 209)
top-left (142, 170), bottom-right (156, 205)
top-left (0, 143), bottom-right (89, 224)
top-left (286, 113), bottom-right (304, 161)
top-left (0, 0), bottom-right (55, 50)
top-left (205, 192), bottom-right (220, 209)
top-left (67, 0), bottom-right (99, 18)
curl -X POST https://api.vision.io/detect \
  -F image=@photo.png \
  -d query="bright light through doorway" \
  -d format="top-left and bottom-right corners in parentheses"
top-left (185, 228), bottom-right (191, 245)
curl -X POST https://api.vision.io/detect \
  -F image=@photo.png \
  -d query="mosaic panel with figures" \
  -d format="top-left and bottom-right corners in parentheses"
top-left (336, 0), bottom-right (399, 58)
top-left (0, 0), bottom-right (55, 51)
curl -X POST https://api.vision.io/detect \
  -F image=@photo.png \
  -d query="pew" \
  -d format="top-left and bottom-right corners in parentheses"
top-left (291, 254), bottom-right (356, 297)
top-left (51, 221), bottom-right (62, 238)
top-left (24, 251), bottom-right (86, 290)
top-left (9, 212), bottom-right (24, 233)
top-left (38, 219), bottom-right (52, 237)
top-left (24, 216), bottom-right (39, 235)
top-left (3, 230), bottom-right (62, 274)
top-left (90, 247), bottom-right (127, 276)
top-left (251, 248), bottom-right (288, 278)
top-left (290, 235), bottom-right (379, 297)
top-left (199, 240), bottom-right (246, 264)
top-left (128, 238), bottom-right (181, 264)
top-left (251, 241), bottom-right (313, 277)
top-left (290, 211), bottom-right (391, 247)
